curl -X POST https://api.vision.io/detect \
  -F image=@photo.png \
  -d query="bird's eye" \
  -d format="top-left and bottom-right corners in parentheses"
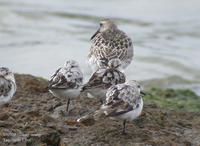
top-left (71, 65), bottom-right (75, 68)
top-left (100, 23), bottom-right (103, 27)
top-left (137, 85), bottom-right (141, 88)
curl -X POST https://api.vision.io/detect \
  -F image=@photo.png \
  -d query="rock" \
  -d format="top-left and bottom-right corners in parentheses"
top-left (25, 109), bottom-right (40, 117)
top-left (0, 120), bottom-right (13, 127)
top-left (51, 104), bottom-right (69, 119)
top-left (0, 112), bottom-right (9, 120)
top-left (77, 115), bottom-right (96, 126)
top-left (40, 131), bottom-right (60, 146)
top-left (0, 74), bottom-right (199, 145)
top-left (15, 74), bottom-right (48, 94)
top-left (0, 142), bottom-right (26, 146)
top-left (42, 115), bottom-right (57, 124)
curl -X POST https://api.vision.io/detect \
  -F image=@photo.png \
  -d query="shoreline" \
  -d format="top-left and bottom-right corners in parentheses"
top-left (0, 73), bottom-right (200, 146)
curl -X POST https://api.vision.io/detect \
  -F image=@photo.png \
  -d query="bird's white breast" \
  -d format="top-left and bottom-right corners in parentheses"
top-left (118, 98), bottom-right (143, 121)
top-left (0, 81), bottom-right (16, 104)
top-left (49, 88), bottom-right (81, 99)
top-left (86, 88), bottom-right (107, 99)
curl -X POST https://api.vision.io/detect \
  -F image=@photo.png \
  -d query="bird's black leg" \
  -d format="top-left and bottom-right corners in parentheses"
top-left (66, 98), bottom-right (71, 112)
top-left (122, 119), bottom-right (127, 135)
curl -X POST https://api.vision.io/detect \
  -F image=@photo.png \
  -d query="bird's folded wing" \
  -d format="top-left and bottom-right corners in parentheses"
top-left (82, 72), bottom-right (105, 91)
top-left (104, 100), bottom-right (133, 117)
top-left (49, 68), bottom-right (76, 89)
top-left (0, 77), bottom-right (11, 97)
top-left (49, 68), bottom-right (61, 80)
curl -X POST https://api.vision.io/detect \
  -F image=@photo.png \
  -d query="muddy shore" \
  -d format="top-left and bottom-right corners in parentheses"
top-left (0, 74), bottom-right (200, 146)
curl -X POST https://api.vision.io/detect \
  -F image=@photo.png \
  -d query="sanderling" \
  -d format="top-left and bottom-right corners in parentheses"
top-left (88, 19), bottom-right (133, 72)
top-left (48, 60), bottom-right (83, 112)
top-left (78, 80), bottom-right (145, 134)
top-left (81, 58), bottom-right (126, 103)
top-left (0, 67), bottom-right (17, 105)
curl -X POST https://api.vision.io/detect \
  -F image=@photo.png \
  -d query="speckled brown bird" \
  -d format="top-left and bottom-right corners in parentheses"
top-left (88, 19), bottom-right (133, 72)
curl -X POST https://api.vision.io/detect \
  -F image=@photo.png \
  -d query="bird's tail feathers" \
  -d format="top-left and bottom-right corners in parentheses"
top-left (77, 109), bottom-right (107, 126)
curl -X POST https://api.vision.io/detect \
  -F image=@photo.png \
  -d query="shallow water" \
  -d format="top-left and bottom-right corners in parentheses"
top-left (0, 0), bottom-right (200, 93)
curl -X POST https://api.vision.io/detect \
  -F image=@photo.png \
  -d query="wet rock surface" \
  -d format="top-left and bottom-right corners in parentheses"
top-left (0, 74), bottom-right (200, 146)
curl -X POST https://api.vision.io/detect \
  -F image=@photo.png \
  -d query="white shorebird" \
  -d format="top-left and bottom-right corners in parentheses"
top-left (81, 58), bottom-right (126, 103)
top-left (0, 67), bottom-right (17, 105)
top-left (88, 19), bottom-right (133, 72)
top-left (78, 80), bottom-right (145, 134)
top-left (48, 60), bottom-right (83, 112)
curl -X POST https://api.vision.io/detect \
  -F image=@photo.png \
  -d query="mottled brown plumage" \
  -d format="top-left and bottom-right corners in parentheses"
top-left (88, 19), bottom-right (133, 71)
top-left (81, 59), bottom-right (126, 101)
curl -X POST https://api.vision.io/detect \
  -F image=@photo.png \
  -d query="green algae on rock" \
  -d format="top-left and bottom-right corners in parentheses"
top-left (144, 88), bottom-right (200, 112)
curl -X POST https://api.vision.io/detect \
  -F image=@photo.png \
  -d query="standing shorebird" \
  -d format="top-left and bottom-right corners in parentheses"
top-left (0, 67), bottom-right (17, 105)
top-left (48, 60), bottom-right (83, 112)
top-left (81, 58), bottom-right (126, 103)
top-left (78, 80), bottom-right (145, 134)
top-left (88, 19), bottom-right (133, 72)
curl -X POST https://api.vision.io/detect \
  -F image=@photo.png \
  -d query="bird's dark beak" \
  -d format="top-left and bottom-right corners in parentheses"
top-left (141, 91), bottom-right (152, 97)
top-left (90, 29), bottom-right (100, 40)
top-left (80, 86), bottom-right (85, 92)
top-left (141, 91), bottom-right (146, 96)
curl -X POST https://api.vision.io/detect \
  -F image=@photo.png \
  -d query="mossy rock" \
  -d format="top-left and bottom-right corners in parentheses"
top-left (144, 88), bottom-right (200, 112)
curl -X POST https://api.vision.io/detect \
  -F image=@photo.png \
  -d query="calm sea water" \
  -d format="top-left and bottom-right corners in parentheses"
top-left (0, 0), bottom-right (200, 93)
